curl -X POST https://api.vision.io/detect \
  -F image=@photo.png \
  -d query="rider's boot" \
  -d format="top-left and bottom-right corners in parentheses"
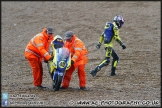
top-left (110, 67), bottom-right (116, 76)
top-left (90, 66), bottom-right (101, 77)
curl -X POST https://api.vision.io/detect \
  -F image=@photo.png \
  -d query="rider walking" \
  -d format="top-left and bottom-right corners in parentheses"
top-left (90, 15), bottom-right (126, 77)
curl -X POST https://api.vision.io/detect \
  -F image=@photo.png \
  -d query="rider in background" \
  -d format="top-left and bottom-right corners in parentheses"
top-left (90, 15), bottom-right (126, 77)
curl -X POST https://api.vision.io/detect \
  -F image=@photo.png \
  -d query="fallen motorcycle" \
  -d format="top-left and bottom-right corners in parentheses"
top-left (47, 46), bottom-right (71, 91)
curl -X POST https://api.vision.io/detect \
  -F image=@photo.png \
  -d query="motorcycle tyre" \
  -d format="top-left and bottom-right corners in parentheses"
top-left (53, 75), bottom-right (63, 91)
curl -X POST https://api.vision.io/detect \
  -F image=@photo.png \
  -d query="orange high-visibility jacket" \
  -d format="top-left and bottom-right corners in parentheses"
top-left (64, 35), bottom-right (88, 66)
top-left (25, 28), bottom-right (54, 61)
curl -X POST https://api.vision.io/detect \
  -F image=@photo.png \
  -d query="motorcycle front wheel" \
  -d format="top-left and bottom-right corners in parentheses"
top-left (53, 75), bottom-right (63, 91)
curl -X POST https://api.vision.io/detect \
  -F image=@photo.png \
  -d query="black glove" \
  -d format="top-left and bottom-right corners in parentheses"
top-left (121, 44), bottom-right (126, 50)
top-left (71, 60), bottom-right (74, 65)
top-left (96, 42), bottom-right (101, 49)
top-left (49, 56), bottom-right (54, 61)
top-left (44, 60), bottom-right (48, 63)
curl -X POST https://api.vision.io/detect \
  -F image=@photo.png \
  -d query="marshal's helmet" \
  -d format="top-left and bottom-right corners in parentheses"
top-left (46, 27), bottom-right (54, 34)
top-left (113, 15), bottom-right (124, 29)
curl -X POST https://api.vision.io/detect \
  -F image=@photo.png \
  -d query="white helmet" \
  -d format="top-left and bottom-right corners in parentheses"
top-left (54, 35), bottom-right (63, 41)
top-left (113, 15), bottom-right (124, 29)
top-left (51, 35), bottom-right (64, 49)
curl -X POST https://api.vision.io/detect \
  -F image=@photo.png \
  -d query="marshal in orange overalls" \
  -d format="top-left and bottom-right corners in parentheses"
top-left (24, 28), bottom-right (54, 87)
top-left (61, 33), bottom-right (88, 89)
